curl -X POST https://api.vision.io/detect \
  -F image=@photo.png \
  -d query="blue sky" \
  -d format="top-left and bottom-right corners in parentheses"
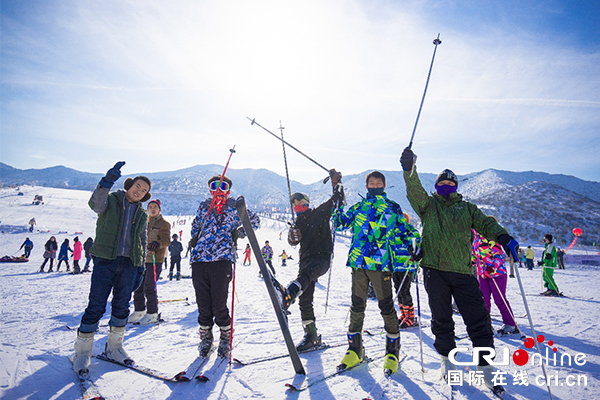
top-left (1, 0), bottom-right (599, 184)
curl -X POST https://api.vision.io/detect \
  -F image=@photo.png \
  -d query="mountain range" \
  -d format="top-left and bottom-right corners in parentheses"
top-left (1, 162), bottom-right (599, 247)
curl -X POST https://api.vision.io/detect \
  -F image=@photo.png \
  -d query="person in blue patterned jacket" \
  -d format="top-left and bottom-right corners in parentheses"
top-left (190, 174), bottom-right (260, 359)
top-left (333, 171), bottom-right (420, 375)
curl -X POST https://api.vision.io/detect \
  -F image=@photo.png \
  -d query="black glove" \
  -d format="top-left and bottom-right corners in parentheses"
top-left (408, 243), bottom-right (423, 262)
top-left (231, 228), bottom-right (245, 243)
top-left (99, 161), bottom-right (125, 189)
top-left (288, 227), bottom-right (302, 245)
top-left (147, 241), bottom-right (160, 252)
top-left (537, 260), bottom-right (543, 267)
top-left (400, 147), bottom-right (415, 172)
top-left (497, 234), bottom-right (520, 262)
top-left (545, 253), bottom-right (552, 260)
top-left (331, 185), bottom-right (345, 205)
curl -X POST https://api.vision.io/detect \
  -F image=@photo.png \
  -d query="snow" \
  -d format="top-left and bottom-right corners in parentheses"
top-left (1, 186), bottom-right (599, 399)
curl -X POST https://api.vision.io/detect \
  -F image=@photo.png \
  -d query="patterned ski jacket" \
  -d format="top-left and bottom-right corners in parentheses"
top-left (190, 197), bottom-right (259, 264)
top-left (261, 245), bottom-right (273, 261)
top-left (472, 230), bottom-right (506, 278)
top-left (333, 192), bottom-right (420, 272)
top-left (542, 241), bottom-right (557, 268)
top-left (404, 169), bottom-right (508, 275)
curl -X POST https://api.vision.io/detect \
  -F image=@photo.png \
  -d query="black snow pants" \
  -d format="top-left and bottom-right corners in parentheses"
top-left (423, 267), bottom-right (494, 366)
top-left (296, 254), bottom-right (331, 322)
top-left (393, 270), bottom-right (414, 307)
top-left (192, 260), bottom-right (232, 328)
top-left (133, 262), bottom-right (162, 314)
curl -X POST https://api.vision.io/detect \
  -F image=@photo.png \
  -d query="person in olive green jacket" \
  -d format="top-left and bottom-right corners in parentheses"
top-left (130, 199), bottom-right (171, 324)
top-left (400, 147), bottom-right (520, 396)
top-left (71, 162), bottom-right (152, 376)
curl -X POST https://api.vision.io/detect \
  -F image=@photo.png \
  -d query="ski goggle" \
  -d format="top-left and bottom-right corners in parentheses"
top-left (209, 180), bottom-right (230, 192)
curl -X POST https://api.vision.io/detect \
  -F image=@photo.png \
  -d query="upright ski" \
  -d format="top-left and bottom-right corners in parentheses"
top-left (235, 196), bottom-right (306, 375)
top-left (69, 358), bottom-right (104, 400)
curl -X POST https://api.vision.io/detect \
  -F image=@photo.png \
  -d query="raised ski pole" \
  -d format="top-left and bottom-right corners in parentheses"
top-left (408, 34), bottom-right (442, 150)
top-left (512, 253), bottom-right (554, 400)
top-left (190, 146), bottom-right (236, 245)
top-left (247, 117), bottom-right (332, 183)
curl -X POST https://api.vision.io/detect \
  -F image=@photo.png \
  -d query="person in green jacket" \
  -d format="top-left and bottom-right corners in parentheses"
top-left (71, 161), bottom-right (152, 376)
top-left (540, 234), bottom-right (560, 296)
top-left (333, 170), bottom-right (420, 375)
top-left (400, 147), bottom-right (520, 396)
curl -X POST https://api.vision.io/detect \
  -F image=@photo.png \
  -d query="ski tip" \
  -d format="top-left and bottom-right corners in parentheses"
top-left (196, 375), bottom-right (209, 382)
top-left (172, 372), bottom-right (191, 382)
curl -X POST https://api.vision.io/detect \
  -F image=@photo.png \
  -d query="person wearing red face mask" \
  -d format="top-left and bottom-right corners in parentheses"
top-left (189, 175), bottom-right (259, 360)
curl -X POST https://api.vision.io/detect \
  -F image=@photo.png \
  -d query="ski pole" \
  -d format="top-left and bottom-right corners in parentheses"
top-left (489, 276), bottom-right (526, 339)
top-left (408, 34), bottom-right (442, 149)
top-left (230, 261), bottom-right (236, 365)
top-left (278, 121), bottom-right (295, 221)
top-left (190, 146), bottom-right (236, 245)
top-left (324, 187), bottom-right (344, 314)
top-left (512, 254), bottom-right (554, 400)
top-left (414, 261), bottom-right (425, 374)
top-left (247, 118), bottom-right (332, 183)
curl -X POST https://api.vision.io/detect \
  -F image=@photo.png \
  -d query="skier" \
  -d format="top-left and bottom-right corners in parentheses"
top-left (28, 217), bottom-right (36, 232)
top-left (56, 238), bottom-right (73, 272)
top-left (39, 236), bottom-right (57, 272)
top-left (401, 147), bottom-right (520, 396)
top-left (392, 213), bottom-right (422, 329)
top-left (261, 241), bottom-right (276, 276)
top-left (243, 243), bottom-right (252, 266)
top-left (333, 170), bottom-right (419, 374)
top-left (472, 230), bottom-right (518, 335)
top-left (557, 247), bottom-right (565, 270)
top-left (20, 237), bottom-right (34, 258)
top-left (190, 175), bottom-right (259, 359)
top-left (279, 250), bottom-right (288, 267)
top-left (540, 234), bottom-right (561, 296)
top-left (275, 173), bottom-right (344, 352)
top-left (71, 161), bottom-right (152, 376)
top-left (168, 233), bottom-right (184, 280)
top-left (130, 199), bottom-right (171, 324)
top-left (72, 237), bottom-right (83, 274)
top-left (525, 246), bottom-right (535, 270)
top-left (82, 237), bottom-right (94, 272)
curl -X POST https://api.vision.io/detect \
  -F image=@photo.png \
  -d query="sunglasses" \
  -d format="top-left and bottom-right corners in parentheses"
top-left (209, 180), bottom-right (230, 191)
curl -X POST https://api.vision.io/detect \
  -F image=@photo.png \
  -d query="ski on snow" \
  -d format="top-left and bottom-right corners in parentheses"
top-left (232, 341), bottom-right (347, 366)
top-left (94, 353), bottom-right (191, 382)
top-left (285, 354), bottom-right (387, 392)
top-left (69, 358), bottom-right (105, 400)
top-left (235, 196), bottom-right (305, 375)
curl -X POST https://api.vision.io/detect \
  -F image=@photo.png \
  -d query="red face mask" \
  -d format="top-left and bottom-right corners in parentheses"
top-left (293, 204), bottom-right (309, 214)
top-left (212, 190), bottom-right (230, 214)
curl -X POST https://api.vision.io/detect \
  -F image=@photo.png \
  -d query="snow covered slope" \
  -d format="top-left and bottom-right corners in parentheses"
top-left (0, 186), bottom-right (599, 399)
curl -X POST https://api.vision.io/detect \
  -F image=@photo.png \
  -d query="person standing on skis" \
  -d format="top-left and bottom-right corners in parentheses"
top-left (71, 161), bottom-right (152, 376)
top-left (401, 147), bottom-right (520, 396)
top-left (276, 170), bottom-right (344, 352)
top-left (190, 175), bottom-right (259, 359)
top-left (540, 234), bottom-right (561, 296)
top-left (129, 199), bottom-right (171, 324)
top-left (333, 170), bottom-right (419, 375)
top-left (243, 243), bottom-right (252, 266)
top-left (168, 234), bottom-right (184, 280)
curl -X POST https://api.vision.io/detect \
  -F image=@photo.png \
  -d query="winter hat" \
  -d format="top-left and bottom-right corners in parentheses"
top-left (123, 176), bottom-right (152, 202)
top-left (544, 234), bottom-right (553, 242)
top-left (74, 237), bottom-right (79, 242)
top-left (148, 199), bottom-right (161, 210)
top-left (291, 192), bottom-right (310, 205)
top-left (435, 169), bottom-right (459, 187)
top-left (172, 234), bottom-right (178, 240)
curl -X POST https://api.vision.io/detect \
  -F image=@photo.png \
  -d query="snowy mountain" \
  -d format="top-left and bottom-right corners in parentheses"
top-left (2, 162), bottom-right (598, 245)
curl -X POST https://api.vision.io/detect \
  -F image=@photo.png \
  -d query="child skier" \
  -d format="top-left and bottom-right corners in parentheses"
top-left (472, 230), bottom-right (518, 335)
top-left (168, 234), bottom-right (184, 280)
top-left (540, 234), bottom-right (561, 296)
top-left (279, 250), bottom-right (289, 267)
top-left (56, 238), bottom-right (73, 272)
top-left (130, 199), bottom-right (171, 324)
top-left (71, 161), bottom-right (152, 376)
top-left (333, 171), bottom-right (419, 375)
top-left (401, 147), bottom-right (520, 396)
top-left (190, 175), bottom-right (259, 359)
top-left (275, 171), bottom-right (344, 352)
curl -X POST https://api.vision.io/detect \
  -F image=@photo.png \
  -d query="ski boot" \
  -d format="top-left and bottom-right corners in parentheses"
top-left (70, 330), bottom-right (95, 374)
top-left (217, 325), bottom-right (232, 358)
top-left (176, 272), bottom-right (181, 281)
top-left (168, 272), bottom-right (173, 281)
top-left (136, 313), bottom-right (159, 325)
top-left (198, 326), bottom-right (213, 357)
top-left (548, 289), bottom-right (559, 297)
top-left (39, 265), bottom-right (44, 273)
top-left (540, 289), bottom-right (551, 296)
top-left (383, 333), bottom-right (401, 375)
top-left (478, 364), bottom-right (506, 396)
top-left (127, 310), bottom-right (146, 324)
top-left (296, 321), bottom-right (322, 352)
top-left (104, 326), bottom-right (133, 365)
top-left (497, 324), bottom-right (519, 335)
top-left (338, 332), bottom-right (364, 371)
top-left (440, 355), bottom-right (456, 381)
top-left (400, 305), bottom-right (417, 329)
